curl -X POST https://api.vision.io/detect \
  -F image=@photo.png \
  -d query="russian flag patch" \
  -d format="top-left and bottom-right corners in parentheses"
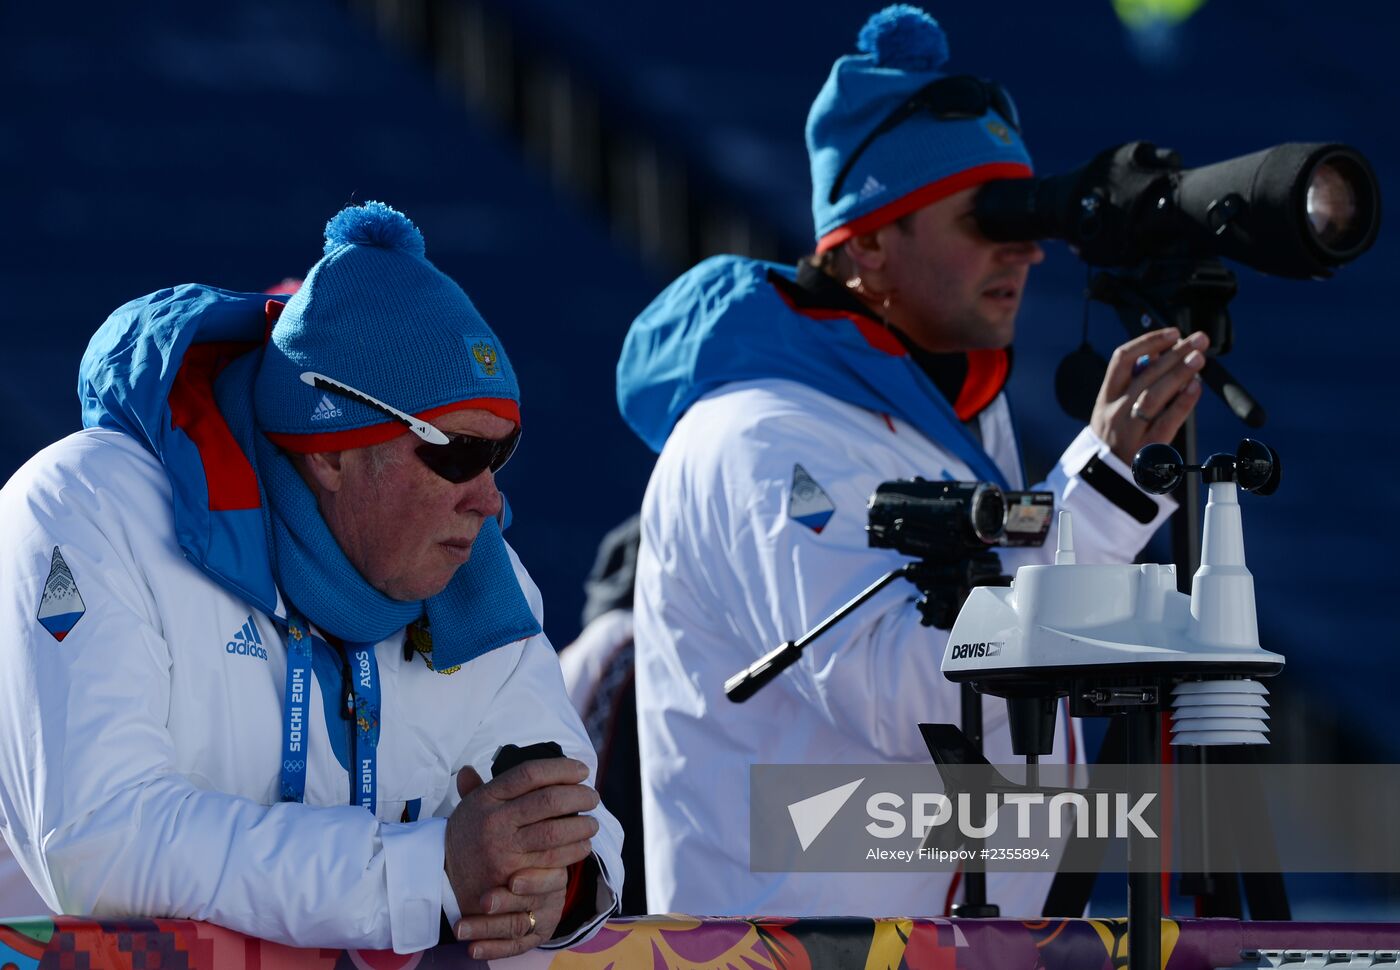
top-left (789, 464), bottom-right (836, 534)
top-left (37, 546), bottom-right (85, 642)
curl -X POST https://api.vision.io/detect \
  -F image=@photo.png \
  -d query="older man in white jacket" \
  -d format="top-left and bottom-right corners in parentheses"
top-left (0, 202), bottom-right (621, 959)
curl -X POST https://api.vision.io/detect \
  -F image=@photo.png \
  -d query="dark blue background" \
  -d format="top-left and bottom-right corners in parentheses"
top-left (2, 0), bottom-right (1393, 774)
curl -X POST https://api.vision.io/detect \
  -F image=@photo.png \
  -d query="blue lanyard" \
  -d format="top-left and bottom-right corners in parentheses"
top-left (279, 611), bottom-right (381, 814)
top-left (279, 613), bottom-right (312, 803)
top-left (347, 643), bottom-right (382, 813)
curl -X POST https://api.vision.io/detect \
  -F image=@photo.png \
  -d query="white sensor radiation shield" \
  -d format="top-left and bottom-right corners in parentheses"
top-left (941, 503), bottom-right (1284, 689)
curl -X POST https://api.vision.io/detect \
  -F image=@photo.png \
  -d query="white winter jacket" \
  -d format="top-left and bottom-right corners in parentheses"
top-left (0, 429), bottom-right (622, 951)
top-left (634, 378), bottom-right (1173, 917)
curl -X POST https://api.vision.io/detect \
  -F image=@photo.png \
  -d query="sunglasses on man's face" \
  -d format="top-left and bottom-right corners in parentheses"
top-left (300, 372), bottom-right (520, 484)
top-left (828, 75), bottom-right (1021, 204)
top-left (414, 427), bottom-right (520, 484)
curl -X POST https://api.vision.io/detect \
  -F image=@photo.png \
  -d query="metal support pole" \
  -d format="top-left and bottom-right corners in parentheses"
top-left (952, 684), bottom-right (998, 916)
top-left (1127, 709), bottom-right (1162, 970)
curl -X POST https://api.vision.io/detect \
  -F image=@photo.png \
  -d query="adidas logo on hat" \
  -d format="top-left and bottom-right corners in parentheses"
top-left (310, 393), bottom-right (343, 422)
top-left (858, 175), bottom-right (887, 201)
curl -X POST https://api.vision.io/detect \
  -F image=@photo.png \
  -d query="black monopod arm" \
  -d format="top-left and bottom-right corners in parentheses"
top-left (724, 564), bottom-right (914, 703)
top-left (1199, 356), bottom-right (1266, 428)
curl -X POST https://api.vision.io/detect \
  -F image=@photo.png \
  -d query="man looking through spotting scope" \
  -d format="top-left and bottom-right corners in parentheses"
top-left (617, 5), bottom-right (1206, 917)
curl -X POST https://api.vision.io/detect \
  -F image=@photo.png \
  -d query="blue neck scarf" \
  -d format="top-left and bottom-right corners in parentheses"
top-left (215, 351), bottom-right (541, 667)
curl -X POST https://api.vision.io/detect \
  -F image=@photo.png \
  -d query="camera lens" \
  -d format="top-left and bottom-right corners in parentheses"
top-left (969, 484), bottom-right (1006, 544)
top-left (1305, 155), bottom-right (1374, 256)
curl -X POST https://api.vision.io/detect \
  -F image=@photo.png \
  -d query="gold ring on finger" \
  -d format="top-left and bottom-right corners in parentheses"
top-left (526, 910), bottom-right (536, 935)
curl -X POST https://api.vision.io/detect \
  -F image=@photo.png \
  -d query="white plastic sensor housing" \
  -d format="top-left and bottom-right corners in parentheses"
top-left (942, 482), bottom-right (1283, 746)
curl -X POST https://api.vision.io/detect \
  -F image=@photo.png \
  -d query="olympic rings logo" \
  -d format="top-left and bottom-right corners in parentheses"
top-left (283, 759), bottom-right (306, 773)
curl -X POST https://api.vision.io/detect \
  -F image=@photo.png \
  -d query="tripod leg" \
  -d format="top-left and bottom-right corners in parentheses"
top-left (1176, 744), bottom-right (1218, 909)
top-left (1233, 751), bottom-right (1292, 920)
top-left (1042, 716), bottom-right (1126, 916)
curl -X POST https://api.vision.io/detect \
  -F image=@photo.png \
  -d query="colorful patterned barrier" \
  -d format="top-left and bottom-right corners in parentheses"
top-left (4, 914), bottom-right (1400, 970)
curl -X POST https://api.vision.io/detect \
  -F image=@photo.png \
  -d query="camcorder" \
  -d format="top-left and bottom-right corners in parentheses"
top-left (723, 480), bottom-right (1052, 702)
top-left (866, 480), bottom-right (1053, 629)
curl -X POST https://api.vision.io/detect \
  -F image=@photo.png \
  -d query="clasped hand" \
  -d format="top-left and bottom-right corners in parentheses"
top-left (443, 757), bottom-right (600, 961)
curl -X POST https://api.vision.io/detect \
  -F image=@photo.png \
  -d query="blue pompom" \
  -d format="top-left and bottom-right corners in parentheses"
top-left (323, 201), bottom-right (426, 257)
top-left (857, 5), bottom-right (949, 71)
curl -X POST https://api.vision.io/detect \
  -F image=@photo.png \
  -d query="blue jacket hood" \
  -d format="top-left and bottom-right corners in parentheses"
top-left (616, 255), bottom-right (1009, 486)
top-left (79, 284), bottom-right (280, 612)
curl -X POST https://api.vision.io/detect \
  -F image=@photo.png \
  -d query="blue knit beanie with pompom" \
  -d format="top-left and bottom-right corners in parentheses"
top-left (253, 201), bottom-right (520, 450)
top-left (807, 5), bottom-right (1033, 252)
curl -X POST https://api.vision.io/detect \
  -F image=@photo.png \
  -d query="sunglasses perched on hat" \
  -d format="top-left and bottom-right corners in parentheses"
top-left (300, 372), bottom-right (520, 484)
top-left (828, 75), bottom-right (1021, 204)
